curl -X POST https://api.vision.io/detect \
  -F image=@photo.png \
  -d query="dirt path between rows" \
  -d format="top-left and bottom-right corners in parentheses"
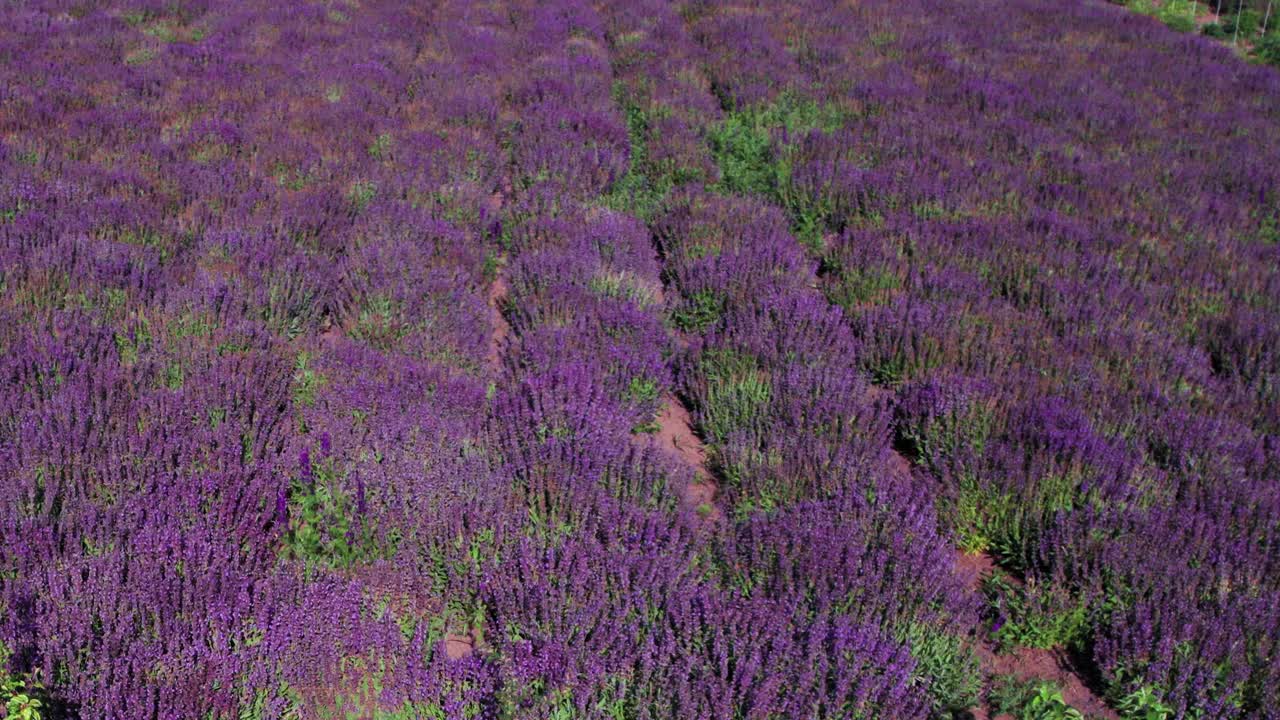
top-left (485, 264), bottom-right (510, 374)
top-left (485, 184), bottom-right (511, 375)
top-left (883, 421), bottom-right (1114, 718)
top-left (954, 549), bottom-right (1117, 720)
top-left (648, 393), bottom-right (723, 524)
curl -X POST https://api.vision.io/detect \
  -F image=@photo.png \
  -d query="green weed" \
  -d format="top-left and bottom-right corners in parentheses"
top-left (696, 348), bottom-right (771, 445)
top-left (991, 677), bottom-right (1085, 720)
top-left (1115, 686), bottom-right (1173, 720)
top-left (670, 289), bottom-right (723, 332)
top-left (0, 643), bottom-right (44, 720)
top-left (281, 458), bottom-right (390, 572)
top-left (983, 573), bottom-right (1091, 652)
top-left (898, 622), bottom-right (981, 714)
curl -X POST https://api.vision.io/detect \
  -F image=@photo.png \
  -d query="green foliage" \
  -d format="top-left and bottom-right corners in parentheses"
top-left (367, 133), bottom-right (393, 161)
top-left (114, 314), bottom-right (153, 367)
top-left (1222, 9), bottom-right (1262, 37)
top-left (696, 348), bottom-right (771, 445)
top-left (992, 677), bottom-right (1085, 720)
top-left (1254, 34), bottom-right (1280, 66)
top-left (273, 162), bottom-right (314, 190)
top-left (601, 168), bottom-right (665, 220)
top-left (625, 376), bottom-right (660, 405)
top-left (122, 10), bottom-right (152, 26)
top-left (1125, 0), bottom-right (1159, 15)
top-left (143, 22), bottom-right (177, 42)
top-left (346, 180), bottom-right (377, 212)
top-left (899, 402), bottom-right (995, 479)
top-left (625, 376), bottom-right (662, 433)
top-left (5, 690), bottom-right (42, 720)
top-left (1, 198), bottom-right (27, 223)
top-left (861, 324), bottom-right (947, 386)
top-left (281, 458), bottom-right (391, 572)
top-left (630, 419), bottom-right (660, 435)
top-left (124, 47), bottom-right (156, 65)
top-left (1203, 21), bottom-right (1230, 38)
top-left (670, 289), bottom-right (724, 332)
top-left (1115, 686), bottom-right (1173, 720)
top-left (951, 477), bottom-right (1017, 556)
top-left (898, 623), bottom-right (981, 714)
top-left (292, 353), bottom-right (325, 408)
top-left (1106, 648), bottom-right (1245, 720)
top-left (481, 251), bottom-right (502, 284)
top-left (1156, 2), bottom-right (1197, 32)
top-left (824, 264), bottom-right (901, 313)
top-left (350, 295), bottom-right (406, 349)
top-left (0, 643), bottom-right (44, 720)
top-left (983, 573), bottom-right (1091, 652)
top-left (951, 467), bottom-right (1091, 569)
top-left (708, 94), bottom-right (852, 242)
top-left (708, 109), bottom-right (777, 197)
top-left (600, 86), bottom-right (697, 221)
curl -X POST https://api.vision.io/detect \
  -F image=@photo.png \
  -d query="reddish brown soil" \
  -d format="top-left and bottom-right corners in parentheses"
top-left (298, 309), bottom-right (342, 352)
top-left (649, 393), bottom-right (723, 523)
top-left (955, 549), bottom-right (997, 593)
top-left (956, 550), bottom-right (1118, 720)
top-left (485, 185), bottom-right (510, 374)
top-left (486, 265), bottom-right (510, 373)
top-left (443, 632), bottom-right (475, 660)
top-left (885, 447), bottom-right (913, 483)
top-left (319, 313), bottom-right (342, 344)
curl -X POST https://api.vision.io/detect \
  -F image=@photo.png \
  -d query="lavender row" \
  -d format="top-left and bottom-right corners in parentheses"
top-left (684, 0), bottom-right (1280, 714)
top-left (0, 0), bottom-right (514, 715)
top-left (598, 1), bottom-right (985, 714)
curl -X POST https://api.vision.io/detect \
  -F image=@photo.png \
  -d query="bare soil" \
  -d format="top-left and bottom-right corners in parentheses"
top-left (443, 632), bottom-right (475, 660)
top-left (484, 185), bottom-right (511, 374)
top-left (649, 393), bottom-right (722, 523)
top-left (885, 446), bottom-right (913, 483)
top-left (486, 264), bottom-right (510, 373)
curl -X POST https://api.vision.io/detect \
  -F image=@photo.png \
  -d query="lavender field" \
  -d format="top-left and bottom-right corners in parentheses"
top-left (1, 0), bottom-right (1278, 718)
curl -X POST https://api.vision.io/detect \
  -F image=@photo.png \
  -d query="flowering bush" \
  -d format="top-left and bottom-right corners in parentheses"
top-left (1, 0), bottom-right (1277, 717)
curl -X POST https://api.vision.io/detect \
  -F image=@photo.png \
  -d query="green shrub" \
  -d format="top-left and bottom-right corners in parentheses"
top-left (898, 623), bottom-right (981, 714)
top-left (951, 465), bottom-right (1096, 570)
top-left (346, 180), bottom-right (377, 212)
top-left (281, 457), bottom-right (391, 572)
top-left (824, 264), bottom-right (901, 314)
top-left (899, 403), bottom-right (995, 479)
top-left (1254, 34), bottom-right (1280, 65)
top-left (983, 573), bottom-right (1091, 652)
top-left (991, 677), bottom-right (1084, 720)
top-left (952, 475), bottom-right (1020, 557)
top-left (1157, 3), bottom-right (1197, 32)
top-left (1203, 21), bottom-right (1230, 38)
top-left (695, 348), bottom-right (771, 445)
top-left (0, 643), bottom-right (44, 720)
top-left (1125, 0), bottom-right (1158, 15)
top-left (707, 110), bottom-right (777, 197)
top-left (601, 89), bottom-right (688, 221)
top-left (367, 133), bottom-right (393, 161)
top-left (1221, 9), bottom-right (1262, 36)
top-left (708, 94), bottom-right (852, 242)
top-left (671, 289), bottom-right (724, 332)
top-left (1115, 686), bottom-right (1173, 720)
